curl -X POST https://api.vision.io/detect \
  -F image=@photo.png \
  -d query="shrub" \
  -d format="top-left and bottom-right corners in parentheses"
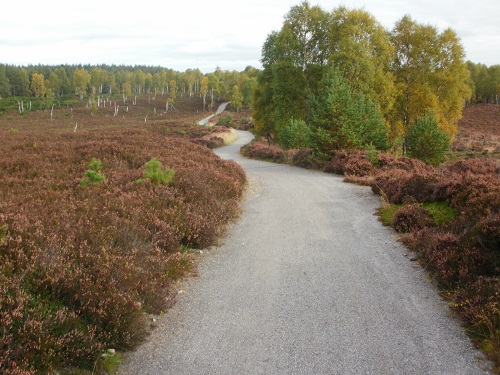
top-left (241, 141), bottom-right (285, 163)
top-left (0, 127), bottom-right (246, 372)
top-left (279, 118), bottom-right (313, 150)
top-left (218, 113), bottom-right (233, 126)
top-left (406, 112), bottom-right (450, 166)
top-left (391, 204), bottom-right (435, 233)
top-left (142, 157), bottom-right (175, 186)
top-left (323, 150), bottom-right (374, 177)
top-left (80, 158), bottom-right (105, 187)
top-left (371, 160), bottom-right (439, 204)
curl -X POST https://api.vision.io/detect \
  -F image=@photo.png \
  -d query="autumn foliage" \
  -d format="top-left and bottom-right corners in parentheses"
top-left (0, 125), bottom-right (245, 373)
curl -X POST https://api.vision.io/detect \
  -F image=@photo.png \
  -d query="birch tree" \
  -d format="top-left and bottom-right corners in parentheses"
top-left (30, 73), bottom-right (46, 98)
top-left (73, 68), bottom-right (90, 100)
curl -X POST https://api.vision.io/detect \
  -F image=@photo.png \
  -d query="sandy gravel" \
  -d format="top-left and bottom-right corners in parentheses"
top-left (118, 130), bottom-right (490, 374)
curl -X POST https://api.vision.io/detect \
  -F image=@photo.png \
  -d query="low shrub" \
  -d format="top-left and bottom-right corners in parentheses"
top-left (391, 204), bottom-right (435, 233)
top-left (0, 126), bottom-right (246, 372)
top-left (240, 141), bottom-right (285, 163)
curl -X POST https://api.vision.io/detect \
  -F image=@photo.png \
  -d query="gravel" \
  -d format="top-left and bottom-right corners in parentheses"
top-left (118, 131), bottom-right (491, 374)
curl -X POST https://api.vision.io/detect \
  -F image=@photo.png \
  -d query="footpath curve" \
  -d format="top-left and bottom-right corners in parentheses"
top-left (119, 131), bottom-right (490, 374)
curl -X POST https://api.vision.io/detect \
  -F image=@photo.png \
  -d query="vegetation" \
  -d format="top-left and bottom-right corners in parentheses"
top-left (242, 141), bottom-right (499, 372)
top-left (0, 64), bottom-right (260, 115)
top-left (252, 1), bottom-right (489, 164)
top-left (0, 97), bottom-right (246, 373)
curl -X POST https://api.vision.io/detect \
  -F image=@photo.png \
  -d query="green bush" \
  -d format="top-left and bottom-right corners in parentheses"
top-left (406, 112), bottom-right (450, 166)
top-left (80, 158), bottom-right (105, 187)
top-left (142, 157), bottom-right (175, 186)
top-left (218, 114), bottom-right (233, 126)
top-left (279, 118), bottom-right (313, 150)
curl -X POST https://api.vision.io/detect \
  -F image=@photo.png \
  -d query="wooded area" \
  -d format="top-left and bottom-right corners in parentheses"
top-left (251, 2), bottom-right (500, 159)
top-left (0, 64), bottom-right (259, 113)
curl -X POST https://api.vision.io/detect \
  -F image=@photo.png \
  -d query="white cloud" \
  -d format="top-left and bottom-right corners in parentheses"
top-left (1, 0), bottom-right (498, 71)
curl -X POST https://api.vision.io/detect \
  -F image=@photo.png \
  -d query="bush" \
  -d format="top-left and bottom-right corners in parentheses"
top-left (0, 127), bottom-right (246, 372)
top-left (391, 204), bottom-right (435, 233)
top-left (279, 118), bottom-right (313, 150)
top-left (142, 157), bottom-right (175, 186)
top-left (80, 158), bottom-right (105, 187)
top-left (406, 112), bottom-right (450, 166)
top-left (240, 141), bottom-right (286, 163)
top-left (218, 114), bottom-right (233, 126)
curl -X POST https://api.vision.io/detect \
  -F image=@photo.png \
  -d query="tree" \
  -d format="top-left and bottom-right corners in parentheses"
top-left (0, 65), bottom-right (10, 98)
top-left (280, 118), bottom-right (313, 149)
top-left (55, 67), bottom-right (71, 96)
top-left (390, 16), bottom-right (471, 144)
top-left (46, 72), bottom-right (59, 97)
top-left (328, 7), bottom-right (396, 120)
top-left (309, 66), bottom-right (389, 156)
top-left (252, 67), bottom-right (276, 136)
top-left (406, 112), bottom-right (450, 166)
top-left (169, 79), bottom-right (177, 103)
top-left (200, 76), bottom-right (209, 110)
top-left (30, 73), bottom-right (46, 98)
top-left (230, 85), bottom-right (243, 112)
top-left (133, 70), bottom-right (145, 94)
top-left (90, 68), bottom-right (106, 94)
top-left (272, 61), bottom-right (307, 136)
top-left (241, 74), bottom-right (258, 107)
top-left (73, 67), bottom-right (90, 100)
top-left (18, 68), bottom-right (30, 96)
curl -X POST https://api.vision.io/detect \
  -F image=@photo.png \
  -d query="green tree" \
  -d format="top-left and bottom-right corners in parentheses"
top-left (200, 76), bottom-right (209, 110)
top-left (252, 67), bottom-right (276, 136)
top-left (18, 68), bottom-right (31, 96)
top-left (46, 72), bottom-right (59, 97)
top-left (169, 79), bottom-right (177, 102)
top-left (90, 68), bottom-right (106, 94)
top-left (309, 66), bottom-right (388, 156)
top-left (55, 67), bottom-right (71, 96)
top-left (406, 112), bottom-right (450, 166)
top-left (0, 65), bottom-right (10, 98)
top-left (272, 61), bottom-right (307, 137)
top-left (230, 85), bottom-right (243, 112)
top-left (73, 67), bottom-right (90, 100)
top-left (241, 74), bottom-right (258, 107)
top-left (280, 118), bottom-right (313, 149)
top-left (133, 70), bottom-right (146, 94)
top-left (328, 7), bottom-right (396, 120)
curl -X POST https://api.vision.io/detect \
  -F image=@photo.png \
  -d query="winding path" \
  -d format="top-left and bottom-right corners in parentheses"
top-left (197, 102), bottom-right (231, 126)
top-left (119, 131), bottom-right (490, 374)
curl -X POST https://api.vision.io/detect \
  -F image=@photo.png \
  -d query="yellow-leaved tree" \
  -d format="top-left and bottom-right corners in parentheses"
top-left (390, 16), bottom-right (471, 150)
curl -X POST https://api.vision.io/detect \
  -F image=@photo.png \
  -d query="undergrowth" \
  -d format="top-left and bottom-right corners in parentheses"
top-left (0, 126), bottom-right (246, 373)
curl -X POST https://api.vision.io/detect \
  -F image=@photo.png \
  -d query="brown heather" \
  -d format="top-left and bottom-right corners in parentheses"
top-left (0, 126), bottom-right (246, 373)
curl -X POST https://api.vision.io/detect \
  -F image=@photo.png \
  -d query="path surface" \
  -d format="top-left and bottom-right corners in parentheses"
top-left (197, 102), bottom-right (230, 125)
top-left (119, 131), bottom-right (489, 374)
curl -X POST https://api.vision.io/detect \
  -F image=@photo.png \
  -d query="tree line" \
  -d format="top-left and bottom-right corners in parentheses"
top-left (252, 1), bottom-right (499, 160)
top-left (0, 63), bottom-right (259, 111)
top-left (467, 62), bottom-right (500, 104)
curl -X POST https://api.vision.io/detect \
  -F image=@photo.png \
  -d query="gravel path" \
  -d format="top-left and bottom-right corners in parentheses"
top-left (118, 131), bottom-right (490, 374)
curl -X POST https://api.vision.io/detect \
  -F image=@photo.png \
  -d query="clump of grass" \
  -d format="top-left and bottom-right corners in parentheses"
top-left (378, 204), bottom-right (401, 226)
top-left (424, 201), bottom-right (457, 226)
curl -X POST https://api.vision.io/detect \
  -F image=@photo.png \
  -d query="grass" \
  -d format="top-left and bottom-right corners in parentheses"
top-left (378, 201), bottom-right (457, 227)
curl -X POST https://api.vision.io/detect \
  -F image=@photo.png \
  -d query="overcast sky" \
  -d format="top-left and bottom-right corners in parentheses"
top-left (1, 0), bottom-right (498, 73)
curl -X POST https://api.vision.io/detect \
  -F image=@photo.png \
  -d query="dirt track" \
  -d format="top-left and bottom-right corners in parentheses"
top-left (119, 131), bottom-right (490, 374)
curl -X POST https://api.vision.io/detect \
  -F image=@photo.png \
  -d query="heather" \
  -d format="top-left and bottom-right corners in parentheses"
top-left (242, 140), bottom-right (499, 371)
top-left (0, 124), bottom-right (245, 373)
